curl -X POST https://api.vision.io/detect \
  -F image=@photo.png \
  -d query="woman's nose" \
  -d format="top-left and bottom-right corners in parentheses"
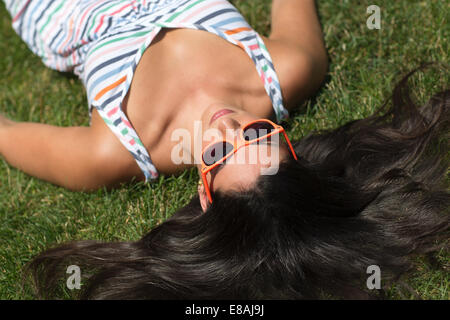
top-left (217, 118), bottom-right (241, 139)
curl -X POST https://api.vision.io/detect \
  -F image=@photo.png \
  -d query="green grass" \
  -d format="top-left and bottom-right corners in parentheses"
top-left (0, 0), bottom-right (448, 299)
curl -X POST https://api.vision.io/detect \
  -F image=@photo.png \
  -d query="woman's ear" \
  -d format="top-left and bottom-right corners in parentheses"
top-left (198, 180), bottom-right (209, 212)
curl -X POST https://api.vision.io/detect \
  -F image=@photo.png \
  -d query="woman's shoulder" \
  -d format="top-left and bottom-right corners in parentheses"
top-left (261, 36), bottom-right (328, 110)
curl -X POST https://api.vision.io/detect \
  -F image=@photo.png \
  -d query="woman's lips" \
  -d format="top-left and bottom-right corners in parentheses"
top-left (209, 109), bottom-right (235, 125)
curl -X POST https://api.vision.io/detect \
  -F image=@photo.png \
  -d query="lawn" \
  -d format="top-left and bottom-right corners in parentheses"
top-left (0, 0), bottom-right (448, 299)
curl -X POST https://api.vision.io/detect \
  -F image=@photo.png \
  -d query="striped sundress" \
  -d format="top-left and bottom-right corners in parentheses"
top-left (4, 0), bottom-right (289, 181)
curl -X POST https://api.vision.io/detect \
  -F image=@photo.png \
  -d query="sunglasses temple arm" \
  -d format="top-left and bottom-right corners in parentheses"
top-left (202, 174), bottom-right (213, 203)
top-left (282, 130), bottom-right (298, 160)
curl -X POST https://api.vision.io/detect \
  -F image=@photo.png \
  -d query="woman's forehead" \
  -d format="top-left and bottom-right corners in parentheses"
top-left (211, 143), bottom-right (288, 192)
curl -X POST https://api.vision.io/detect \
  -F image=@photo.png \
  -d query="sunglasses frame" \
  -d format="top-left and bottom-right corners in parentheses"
top-left (200, 119), bottom-right (298, 203)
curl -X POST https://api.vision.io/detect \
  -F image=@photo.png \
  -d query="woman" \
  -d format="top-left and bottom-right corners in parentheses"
top-left (0, 0), bottom-right (328, 195)
top-left (1, 1), bottom-right (448, 299)
top-left (25, 68), bottom-right (449, 299)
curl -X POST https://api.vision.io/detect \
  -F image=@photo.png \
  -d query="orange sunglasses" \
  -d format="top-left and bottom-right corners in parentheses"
top-left (200, 119), bottom-right (298, 203)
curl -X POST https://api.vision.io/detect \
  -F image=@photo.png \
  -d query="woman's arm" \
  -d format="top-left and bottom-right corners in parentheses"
top-left (264, 0), bottom-right (328, 107)
top-left (270, 0), bottom-right (327, 59)
top-left (0, 110), bottom-right (143, 191)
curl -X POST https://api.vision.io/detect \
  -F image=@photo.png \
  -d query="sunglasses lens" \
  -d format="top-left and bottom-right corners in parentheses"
top-left (243, 121), bottom-right (276, 142)
top-left (202, 142), bottom-right (234, 166)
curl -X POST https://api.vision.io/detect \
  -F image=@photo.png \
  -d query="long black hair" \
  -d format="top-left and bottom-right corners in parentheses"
top-left (24, 65), bottom-right (449, 299)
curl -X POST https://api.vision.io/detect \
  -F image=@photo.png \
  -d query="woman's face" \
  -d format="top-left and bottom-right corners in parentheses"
top-left (196, 104), bottom-right (290, 210)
